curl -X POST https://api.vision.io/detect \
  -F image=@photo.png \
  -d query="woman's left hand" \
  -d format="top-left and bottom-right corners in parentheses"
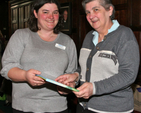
top-left (73, 82), bottom-right (93, 99)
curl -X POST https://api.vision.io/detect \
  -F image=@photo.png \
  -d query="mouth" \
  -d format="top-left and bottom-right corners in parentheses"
top-left (91, 19), bottom-right (98, 23)
top-left (47, 20), bottom-right (54, 23)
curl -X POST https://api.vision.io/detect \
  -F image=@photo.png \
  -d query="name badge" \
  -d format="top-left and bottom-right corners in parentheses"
top-left (55, 43), bottom-right (66, 50)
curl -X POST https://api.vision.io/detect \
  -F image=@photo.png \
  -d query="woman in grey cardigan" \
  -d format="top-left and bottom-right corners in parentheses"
top-left (0, 0), bottom-right (77, 113)
top-left (56, 0), bottom-right (140, 113)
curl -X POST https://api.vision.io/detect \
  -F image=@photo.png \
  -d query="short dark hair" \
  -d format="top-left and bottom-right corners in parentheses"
top-left (82, 0), bottom-right (115, 20)
top-left (28, 0), bottom-right (64, 34)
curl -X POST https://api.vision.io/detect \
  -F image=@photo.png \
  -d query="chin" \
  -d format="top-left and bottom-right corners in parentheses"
top-left (92, 25), bottom-right (99, 30)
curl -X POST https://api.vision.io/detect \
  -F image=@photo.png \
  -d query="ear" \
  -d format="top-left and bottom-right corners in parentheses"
top-left (109, 6), bottom-right (113, 17)
top-left (34, 10), bottom-right (38, 18)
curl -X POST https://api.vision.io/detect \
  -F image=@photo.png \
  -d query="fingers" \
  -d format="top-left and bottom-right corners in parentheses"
top-left (73, 86), bottom-right (86, 98)
top-left (34, 76), bottom-right (45, 82)
top-left (55, 75), bottom-right (67, 82)
top-left (33, 79), bottom-right (46, 87)
top-left (32, 75), bottom-right (46, 86)
top-left (73, 82), bottom-right (93, 99)
top-left (63, 78), bottom-right (72, 84)
top-left (34, 83), bottom-right (40, 86)
top-left (25, 69), bottom-right (46, 86)
top-left (55, 73), bottom-right (78, 86)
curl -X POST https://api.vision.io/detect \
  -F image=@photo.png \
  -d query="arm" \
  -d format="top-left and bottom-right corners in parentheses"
top-left (55, 39), bottom-right (78, 94)
top-left (7, 67), bottom-right (27, 81)
top-left (95, 30), bottom-right (140, 95)
top-left (65, 39), bottom-right (78, 73)
top-left (1, 30), bottom-right (45, 86)
top-left (58, 39), bottom-right (79, 86)
top-left (7, 67), bottom-right (45, 86)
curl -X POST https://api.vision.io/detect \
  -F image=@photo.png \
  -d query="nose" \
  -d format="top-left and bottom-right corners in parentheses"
top-left (48, 13), bottom-right (54, 19)
top-left (89, 13), bottom-right (94, 20)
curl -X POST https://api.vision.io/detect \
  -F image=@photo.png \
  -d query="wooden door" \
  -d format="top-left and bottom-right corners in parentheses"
top-left (19, 2), bottom-right (32, 29)
top-left (10, 0), bottom-right (33, 35)
top-left (11, 6), bottom-right (18, 34)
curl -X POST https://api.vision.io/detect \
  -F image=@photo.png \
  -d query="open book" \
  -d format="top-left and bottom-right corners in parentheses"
top-left (36, 74), bottom-right (79, 92)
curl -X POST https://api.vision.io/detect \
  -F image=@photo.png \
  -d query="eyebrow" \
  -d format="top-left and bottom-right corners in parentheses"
top-left (42, 9), bottom-right (59, 11)
top-left (86, 6), bottom-right (100, 12)
top-left (92, 6), bottom-right (100, 10)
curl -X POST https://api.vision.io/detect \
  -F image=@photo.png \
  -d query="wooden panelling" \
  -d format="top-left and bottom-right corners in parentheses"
top-left (132, 0), bottom-right (141, 28)
top-left (10, 0), bottom-right (33, 34)
top-left (11, 6), bottom-right (18, 33)
top-left (115, 10), bottom-right (128, 26)
top-left (112, 0), bottom-right (127, 5)
top-left (24, 4), bottom-right (31, 28)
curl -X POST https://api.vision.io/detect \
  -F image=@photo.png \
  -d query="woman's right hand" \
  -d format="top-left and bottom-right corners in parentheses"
top-left (25, 69), bottom-right (45, 86)
top-left (55, 73), bottom-right (79, 95)
top-left (8, 67), bottom-right (46, 86)
top-left (55, 72), bottom-right (79, 87)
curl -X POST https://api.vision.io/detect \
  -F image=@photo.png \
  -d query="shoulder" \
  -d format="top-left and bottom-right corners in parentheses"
top-left (58, 32), bottom-right (74, 43)
top-left (10, 28), bottom-right (33, 42)
top-left (116, 25), bottom-right (136, 41)
top-left (86, 30), bottom-right (94, 37)
top-left (14, 28), bottom-right (32, 36)
top-left (118, 25), bottom-right (133, 33)
top-left (108, 25), bottom-right (136, 43)
top-left (83, 30), bottom-right (94, 43)
top-left (59, 32), bottom-right (72, 40)
top-left (117, 25), bottom-right (134, 36)
top-left (85, 30), bottom-right (94, 40)
top-left (57, 32), bottom-right (76, 48)
top-left (12, 28), bottom-right (32, 38)
top-left (110, 25), bottom-right (138, 50)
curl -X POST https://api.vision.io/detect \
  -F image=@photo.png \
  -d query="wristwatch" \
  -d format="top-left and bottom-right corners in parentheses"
top-left (75, 74), bottom-right (82, 86)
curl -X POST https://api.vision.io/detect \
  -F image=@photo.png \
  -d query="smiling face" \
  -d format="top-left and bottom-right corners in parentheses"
top-left (34, 3), bottom-right (59, 31)
top-left (85, 0), bottom-right (113, 33)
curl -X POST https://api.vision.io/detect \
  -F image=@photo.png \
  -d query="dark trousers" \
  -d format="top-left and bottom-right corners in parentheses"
top-left (13, 109), bottom-right (68, 113)
top-left (76, 104), bottom-right (134, 113)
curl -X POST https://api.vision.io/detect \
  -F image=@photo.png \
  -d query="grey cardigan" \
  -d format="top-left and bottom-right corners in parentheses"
top-left (77, 25), bottom-right (140, 112)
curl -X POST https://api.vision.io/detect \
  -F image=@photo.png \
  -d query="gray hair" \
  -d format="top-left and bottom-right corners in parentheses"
top-left (82, 0), bottom-right (115, 20)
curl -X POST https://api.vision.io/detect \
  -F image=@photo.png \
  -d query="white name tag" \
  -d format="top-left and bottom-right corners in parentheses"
top-left (55, 43), bottom-right (66, 50)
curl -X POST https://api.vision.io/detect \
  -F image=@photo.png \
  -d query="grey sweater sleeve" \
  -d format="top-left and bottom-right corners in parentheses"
top-left (95, 27), bottom-right (140, 95)
top-left (0, 29), bottom-right (28, 80)
top-left (65, 39), bottom-right (78, 73)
